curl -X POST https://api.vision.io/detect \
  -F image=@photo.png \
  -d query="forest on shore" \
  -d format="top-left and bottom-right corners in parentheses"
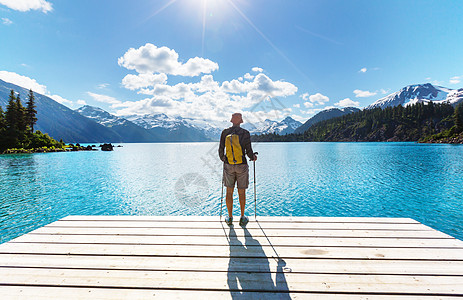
top-left (252, 102), bottom-right (463, 144)
top-left (0, 89), bottom-right (85, 154)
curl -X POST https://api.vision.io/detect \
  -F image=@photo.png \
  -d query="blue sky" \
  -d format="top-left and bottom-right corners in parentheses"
top-left (0, 0), bottom-right (462, 124)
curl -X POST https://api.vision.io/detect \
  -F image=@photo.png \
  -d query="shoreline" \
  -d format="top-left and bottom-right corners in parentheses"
top-left (1, 144), bottom-right (97, 155)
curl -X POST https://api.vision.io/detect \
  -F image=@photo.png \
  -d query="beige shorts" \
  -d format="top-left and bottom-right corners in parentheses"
top-left (223, 163), bottom-right (249, 189)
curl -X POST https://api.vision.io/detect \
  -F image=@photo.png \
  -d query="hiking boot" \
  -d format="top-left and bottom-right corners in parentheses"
top-left (225, 216), bottom-right (233, 226)
top-left (239, 216), bottom-right (249, 227)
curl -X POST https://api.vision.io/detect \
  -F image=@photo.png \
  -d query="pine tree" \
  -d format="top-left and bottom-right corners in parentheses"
top-left (0, 106), bottom-right (6, 150)
top-left (25, 89), bottom-right (37, 132)
top-left (5, 90), bottom-right (17, 130)
top-left (15, 93), bottom-right (27, 133)
top-left (0, 106), bottom-right (5, 130)
top-left (5, 90), bottom-right (19, 147)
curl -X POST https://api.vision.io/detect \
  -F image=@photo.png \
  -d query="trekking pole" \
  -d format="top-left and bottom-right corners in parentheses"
top-left (253, 152), bottom-right (258, 219)
top-left (220, 172), bottom-right (224, 220)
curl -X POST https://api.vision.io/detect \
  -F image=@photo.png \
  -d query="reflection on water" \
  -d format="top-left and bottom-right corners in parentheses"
top-left (1, 142), bottom-right (463, 243)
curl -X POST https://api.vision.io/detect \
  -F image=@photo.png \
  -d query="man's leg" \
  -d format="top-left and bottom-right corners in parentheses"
top-left (226, 187), bottom-right (234, 218)
top-left (238, 188), bottom-right (246, 217)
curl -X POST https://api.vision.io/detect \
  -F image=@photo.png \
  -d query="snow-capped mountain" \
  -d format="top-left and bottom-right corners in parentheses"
top-left (250, 116), bottom-right (302, 135)
top-left (294, 107), bottom-right (361, 134)
top-left (366, 83), bottom-right (463, 110)
top-left (76, 105), bottom-right (129, 127)
top-left (75, 105), bottom-right (158, 142)
top-left (76, 106), bottom-right (212, 142)
top-left (125, 113), bottom-right (189, 130)
top-left (125, 113), bottom-right (218, 141)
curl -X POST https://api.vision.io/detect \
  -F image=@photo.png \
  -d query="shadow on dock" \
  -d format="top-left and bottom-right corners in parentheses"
top-left (226, 225), bottom-right (291, 299)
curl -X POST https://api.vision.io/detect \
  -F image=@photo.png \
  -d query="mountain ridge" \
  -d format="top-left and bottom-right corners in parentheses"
top-left (294, 107), bottom-right (361, 134)
top-left (0, 79), bottom-right (122, 143)
top-left (366, 83), bottom-right (463, 110)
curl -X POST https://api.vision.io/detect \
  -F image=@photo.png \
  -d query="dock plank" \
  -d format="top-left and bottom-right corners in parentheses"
top-left (1, 254), bottom-right (463, 275)
top-left (3, 286), bottom-right (455, 300)
top-left (62, 216), bottom-right (419, 223)
top-left (1, 267), bottom-right (463, 294)
top-left (47, 220), bottom-right (432, 230)
top-left (2, 242), bottom-right (463, 260)
top-left (29, 226), bottom-right (454, 238)
top-left (1, 216), bottom-right (462, 298)
top-left (10, 234), bottom-right (463, 248)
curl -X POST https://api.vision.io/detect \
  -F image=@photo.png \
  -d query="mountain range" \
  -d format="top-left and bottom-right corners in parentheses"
top-left (245, 116), bottom-right (302, 135)
top-left (366, 83), bottom-right (463, 110)
top-left (1, 79), bottom-right (462, 142)
top-left (0, 79), bottom-right (120, 143)
top-left (294, 107), bottom-right (361, 134)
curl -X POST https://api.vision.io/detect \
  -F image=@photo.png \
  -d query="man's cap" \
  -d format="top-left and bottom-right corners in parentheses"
top-left (230, 113), bottom-right (243, 124)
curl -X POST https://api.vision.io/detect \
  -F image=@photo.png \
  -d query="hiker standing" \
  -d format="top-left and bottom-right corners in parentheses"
top-left (219, 113), bottom-right (257, 226)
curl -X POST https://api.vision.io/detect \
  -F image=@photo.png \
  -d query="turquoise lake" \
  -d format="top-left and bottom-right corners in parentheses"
top-left (1, 142), bottom-right (462, 243)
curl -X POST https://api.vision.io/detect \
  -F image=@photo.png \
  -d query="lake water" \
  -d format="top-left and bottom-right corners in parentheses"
top-left (1, 142), bottom-right (462, 243)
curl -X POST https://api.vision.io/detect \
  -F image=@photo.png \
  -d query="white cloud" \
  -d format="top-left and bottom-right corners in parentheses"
top-left (116, 73), bottom-right (297, 124)
top-left (118, 43), bottom-right (218, 76)
top-left (77, 99), bottom-right (87, 106)
top-left (50, 94), bottom-right (72, 105)
top-left (301, 108), bottom-right (324, 115)
top-left (87, 92), bottom-right (121, 105)
top-left (450, 76), bottom-right (461, 85)
top-left (353, 89), bottom-right (377, 98)
top-left (0, 70), bottom-right (48, 94)
top-left (116, 44), bottom-right (298, 125)
top-left (0, 0), bottom-right (52, 13)
top-left (334, 98), bottom-right (360, 107)
top-left (2, 17), bottom-right (12, 25)
top-left (243, 73), bottom-right (254, 80)
top-left (303, 102), bottom-right (314, 108)
top-left (219, 73), bottom-right (297, 98)
top-left (359, 67), bottom-right (367, 73)
top-left (380, 89), bottom-right (389, 95)
top-left (0, 70), bottom-right (78, 107)
top-left (300, 92), bottom-right (309, 101)
top-left (301, 92), bottom-right (330, 108)
top-left (293, 104), bottom-right (300, 108)
top-left (242, 108), bottom-right (292, 125)
top-left (252, 67), bottom-right (263, 73)
top-left (307, 93), bottom-right (329, 106)
top-left (97, 83), bottom-right (109, 89)
top-left (252, 73), bottom-right (297, 96)
top-left (122, 73), bottom-right (168, 90)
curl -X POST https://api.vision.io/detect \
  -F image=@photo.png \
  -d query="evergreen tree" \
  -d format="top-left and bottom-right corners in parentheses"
top-left (25, 89), bottom-right (37, 132)
top-left (15, 92), bottom-right (27, 133)
top-left (0, 106), bottom-right (5, 130)
top-left (5, 90), bottom-right (19, 147)
top-left (5, 90), bottom-right (17, 131)
top-left (1, 89), bottom-right (65, 152)
top-left (454, 102), bottom-right (463, 133)
top-left (0, 106), bottom-right (5, 150)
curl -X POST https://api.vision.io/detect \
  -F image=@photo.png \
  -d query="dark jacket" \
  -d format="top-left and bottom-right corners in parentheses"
top-left (219, 125), bottom-right (254, 164)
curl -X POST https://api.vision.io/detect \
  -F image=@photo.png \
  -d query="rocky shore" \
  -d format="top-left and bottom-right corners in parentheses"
top-left (1, 144), bottom-right (97, 154)
top-left (420, 133), bottom-right (463, 144)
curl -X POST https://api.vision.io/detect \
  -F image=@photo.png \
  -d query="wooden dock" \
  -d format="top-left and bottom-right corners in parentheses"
top-left (1, 216), bottom-right (463, 299)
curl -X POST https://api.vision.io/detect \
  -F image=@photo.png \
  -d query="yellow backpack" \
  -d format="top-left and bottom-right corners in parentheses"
top-left (225, 133), bottom-right (243, 164)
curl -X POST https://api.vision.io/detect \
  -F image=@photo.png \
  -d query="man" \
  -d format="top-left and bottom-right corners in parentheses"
top-left (219, 113), bottom-right (257, 226)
